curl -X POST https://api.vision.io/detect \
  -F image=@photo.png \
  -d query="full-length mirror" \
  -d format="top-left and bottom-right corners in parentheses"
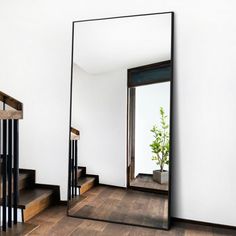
top-left (68, 12), bottom-right (174, 230)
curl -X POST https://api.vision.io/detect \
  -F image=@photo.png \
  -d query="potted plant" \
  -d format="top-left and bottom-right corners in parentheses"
top-left (150, 107), bottom-right (169, 184)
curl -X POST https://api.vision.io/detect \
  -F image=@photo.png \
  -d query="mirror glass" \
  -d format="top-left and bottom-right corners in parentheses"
top-left (68, 12), bottom-right (173, 230)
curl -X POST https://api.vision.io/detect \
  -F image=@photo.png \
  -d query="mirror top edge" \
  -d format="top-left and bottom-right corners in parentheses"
top-left (72, 11), bottom-right (174, 24)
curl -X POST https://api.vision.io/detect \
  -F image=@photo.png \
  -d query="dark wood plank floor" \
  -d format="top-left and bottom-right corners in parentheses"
top-left (0, 223), bottom-right (38, 236)
top-left (68, 185), bottom-right (168, 229)
top-left (26, 205), bottom-right (236, 236)
top-left (130, 174), bottom-right (168, 192)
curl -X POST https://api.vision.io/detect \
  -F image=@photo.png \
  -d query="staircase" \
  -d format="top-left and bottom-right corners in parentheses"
top-left (0, 91), bottom-right (60, 234)
top-left (68, 128), bottom-right (99, 199)
top-left (68, 166), bottom-right (99, 215)
top-left (0, 168), bottom-right (59, 223)
top-left (77, 166), bottom-right (99, 195)
top-left (16, 169), bottom-right (59, 222)
top-left (0, 167), bottom-right (59, 234)
top-left (0, 91), bottom-right (23, 231)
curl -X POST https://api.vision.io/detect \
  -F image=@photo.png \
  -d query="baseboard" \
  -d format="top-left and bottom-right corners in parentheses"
top-left (136, 173), bottom-right (153, 177)
top-left (172, 217), bottom-right (236, 230)
top-left (58, 200), bottom-right (68, 206)
top-left (98, 183), bottom-right (127, 189)
top-left (85, 174), bottom-right (99, 184)
top-left (129, 185), bottom-right (168, 195)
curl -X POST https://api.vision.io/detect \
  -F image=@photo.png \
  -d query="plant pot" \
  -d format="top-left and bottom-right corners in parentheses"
top-left (153, 170), bottom-right (168, 184)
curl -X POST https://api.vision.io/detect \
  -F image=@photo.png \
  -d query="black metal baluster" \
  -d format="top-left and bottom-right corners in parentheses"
top-left (0, 120), bottom-right (2, 229)
top-left (71, 140), bottom-right (75, 198)
top-left (75, 140), bottom-right (78, 196)
top-left (8, 120), bottom-right (12, 227)
top-left (73, 140), bottom-right (75, 197)
top-left (13, 120), bottom-right (19, 225)
top-left (2, 120), bottom-right (7, 231)
top-left (68, 140), bottom-right (72, 200)
top-left (70, 142), bottom-right (72, 199)
top-left (3, 100), bottom-right (6, 111)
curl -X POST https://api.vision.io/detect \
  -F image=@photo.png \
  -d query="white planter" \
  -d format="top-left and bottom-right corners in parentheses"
top-left (153, 170), bottom-right (168, 184)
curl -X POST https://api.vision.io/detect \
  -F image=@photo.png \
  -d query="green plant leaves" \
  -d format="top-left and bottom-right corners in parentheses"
top-left (150, 107), bottom-right (169, 172)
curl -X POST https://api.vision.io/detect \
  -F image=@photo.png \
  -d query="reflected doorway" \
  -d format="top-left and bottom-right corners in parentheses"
top-left (127, 61), bottom-right (171, 195)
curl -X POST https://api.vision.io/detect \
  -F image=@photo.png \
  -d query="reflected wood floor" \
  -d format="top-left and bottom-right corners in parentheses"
top-left (130, 174), bottom-right (168, 192)
top-left (68, 185), bottom-right (168, 229)
top-left (26, 205), bottom-right (236, 236)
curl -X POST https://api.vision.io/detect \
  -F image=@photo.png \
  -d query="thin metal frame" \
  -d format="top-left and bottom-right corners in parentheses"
top-left (67, 12), bottom-right (174, 231)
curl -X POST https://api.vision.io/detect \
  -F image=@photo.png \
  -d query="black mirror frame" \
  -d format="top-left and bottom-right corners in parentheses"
top-left (67, 12), bottom-right (174, 230)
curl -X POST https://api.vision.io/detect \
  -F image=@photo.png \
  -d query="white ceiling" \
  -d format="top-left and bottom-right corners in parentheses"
top-left (73, 14), bottom-right (172, 74)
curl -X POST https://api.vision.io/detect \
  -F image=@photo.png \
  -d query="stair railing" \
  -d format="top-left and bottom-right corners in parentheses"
top-left (0, 91), bottom-right (23, 231)
top-left (68, 127), bottom-right (79, 200)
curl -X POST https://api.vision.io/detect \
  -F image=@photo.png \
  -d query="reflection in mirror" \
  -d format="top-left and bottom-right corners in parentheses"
top-left (127, 61), bottom-right (171, 196)
top-left (68, 12), bottom-right (174, 230)
top-left (135, 82), bottom-right (170, 191)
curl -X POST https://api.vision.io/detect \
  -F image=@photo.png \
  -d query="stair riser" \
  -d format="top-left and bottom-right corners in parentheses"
top-left (80, 181), bottom-right (96, 194)
top-left (77, 170), bottom-right (83, 179)
top-left (78, 168), bottom-right (86, 177)
top-left (0, 166), bottom-right (59, 227)
top-left (23, 194), bottom-right (54, 222)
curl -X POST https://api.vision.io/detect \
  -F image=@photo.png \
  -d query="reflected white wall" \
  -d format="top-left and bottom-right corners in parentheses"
top-left (73, 64), bottom-right (127, 187)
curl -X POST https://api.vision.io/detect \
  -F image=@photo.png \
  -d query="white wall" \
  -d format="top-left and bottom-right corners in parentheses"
top-left (135, 82), bottom-right (170, 176)
top-left (0, 0), bottom-right (236, 227)
top-left (73, 65), bottom-right (127, 187)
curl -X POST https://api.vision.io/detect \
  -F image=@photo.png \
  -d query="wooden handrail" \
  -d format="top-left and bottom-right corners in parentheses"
top-left (0, 91), bottom-right (23, 110)
top-left (0, 110), bottom-right (23, 119)
top-left (71, 127), bottom-right (80, 136)
top-left (71, 127), bottom-right (80, 140)
top-left (0, 91), bottom-right (23, 119)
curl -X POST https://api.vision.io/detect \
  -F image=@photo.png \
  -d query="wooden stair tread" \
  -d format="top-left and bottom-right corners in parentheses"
top-left (18, 188), bottom-right (54, 209)
top-left (1, 172), bottom-right (30, 183)
top-left (0, 171), bottom-right (34, 199)
top-left (77, 175), bottom-right (98, 195)
top-left (0, 172), bottom-right (27, 183)
top-left (77, 177), bottom-right (96, 187)
top-left (0, 165), bottom-right (58, 223)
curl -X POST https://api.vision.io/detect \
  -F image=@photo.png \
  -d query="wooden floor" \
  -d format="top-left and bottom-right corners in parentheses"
top-left (23, 205), bottom-right (236, 235)
top-left (130, 174), bottom-right (168, 192)
top-left (0, 223), bottom-right (38, 236)
top-left (68, 185), bottom-right (168, 229)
